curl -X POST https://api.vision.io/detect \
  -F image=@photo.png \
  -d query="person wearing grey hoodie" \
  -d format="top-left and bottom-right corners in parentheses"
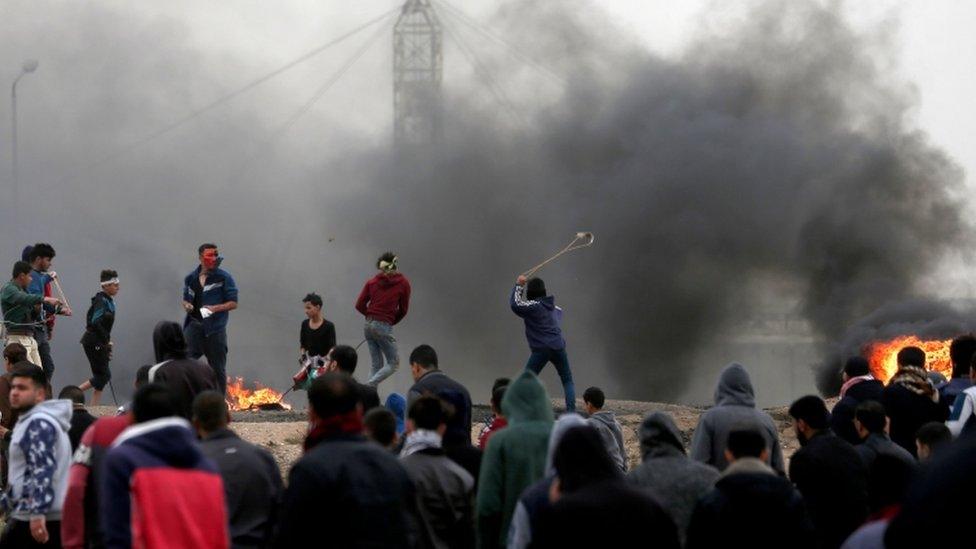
top-left (0, 363), bottom-right (72, 547)
top-left (583, 387), bottom-right (627, 472)
top-left (689, 363), bottom-right (784, 473)
top-left (628, 412), bottom-right (719, 546)
top-left (507, 413), bottom-right (588, 549)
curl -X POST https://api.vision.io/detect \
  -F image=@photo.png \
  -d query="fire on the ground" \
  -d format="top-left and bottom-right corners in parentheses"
top-left (863, 335), bottom-right (952, 385)
top-left (226, 377), bottom-right (293, 411)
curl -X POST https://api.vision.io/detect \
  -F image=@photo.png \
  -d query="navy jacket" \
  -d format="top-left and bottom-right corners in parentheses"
top-left (829, 379), bottom-right (884, 445)
top-left (183, 266), bottom-right (238, 335)
top-left (510, 285), bottom-right (565, 351)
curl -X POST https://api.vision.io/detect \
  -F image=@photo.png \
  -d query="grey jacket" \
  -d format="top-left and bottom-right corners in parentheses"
top-left (587, 410), bottom-right (627, 472)
top-left (628, 411), bottom-right (719, 546)
top-left (855, 433), bottom-right (916, 470)
top-left (2, 399), bottom-right (72, 521)
top-left (401, 447), bottom-right (475, 549)
top-left (689, 363), bottom-right (785, 473)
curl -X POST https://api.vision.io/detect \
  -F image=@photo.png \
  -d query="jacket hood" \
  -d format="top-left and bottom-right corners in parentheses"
top-left (589, 410), bottom-right (617, 430)
top-left (501, 370), bottom-right (554, 425)
top-left (537, 295), bottom-right (556, 310)
top-left (546, 413), bottom-right (588, 474)
top-left (114, 417), bottom-right (209, 469)
top-left (153, 320), bottom-right (188, 362)
top-left (639, 411), bottom-right (686, 459)
top-left (375, 272), bottom-right (405, 287)
top-left (21, 399), bottom-right (73, 431)
top-left (714, 363), bottom-right (756, 407)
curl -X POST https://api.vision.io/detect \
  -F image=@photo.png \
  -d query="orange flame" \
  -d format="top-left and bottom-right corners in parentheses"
top-left (863, 335), bottom-right (952, 384)
top-left (226, 377), bottom-right (292, 411)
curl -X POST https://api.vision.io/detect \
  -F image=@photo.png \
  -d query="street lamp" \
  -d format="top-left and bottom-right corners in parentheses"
top-left (12, 59), bottom-right (38, 217)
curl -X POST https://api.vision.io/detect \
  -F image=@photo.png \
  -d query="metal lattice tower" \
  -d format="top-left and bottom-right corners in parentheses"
top-left (393, 0), bottom-right (442, 148)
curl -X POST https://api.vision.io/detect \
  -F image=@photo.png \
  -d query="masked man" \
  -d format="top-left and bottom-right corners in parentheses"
top-left (182, 244), bottom-right (238, 394)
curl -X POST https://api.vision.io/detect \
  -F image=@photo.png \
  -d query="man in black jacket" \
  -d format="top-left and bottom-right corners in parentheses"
top-left (686, 430), bottom-right (814, 549)
top-left (147, 321), bottom-right (219, 419)
top-left (325, 344), bottom-right (380, 412)
top-left (788, 395), bottom-right (868, 549)
top-left (275, 373), bottom-right (419, 548)
top-left (853, 400), bottom-right (916, 469)
top-left (881, 346), bottom-right (949, 456)
top-left (194, 391), bottom-right (283, 549)
top-left (830, 356), bottom-right (884, 445)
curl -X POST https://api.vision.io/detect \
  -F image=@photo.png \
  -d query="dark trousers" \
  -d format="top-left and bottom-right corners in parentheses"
top-left (34, 327), bottom-right (54, 381)
top-left (82, 340), bottom-right (112, 390)
top-left (525, 348), bottom-right (576, 412)
top-left (184, 320), bottom-right (228, 394)
top-left (0, 518), bottom-right (62, 547)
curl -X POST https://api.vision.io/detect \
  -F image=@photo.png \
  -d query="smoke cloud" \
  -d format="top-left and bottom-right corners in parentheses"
top-left (2, 0), bottom-right (968, 404)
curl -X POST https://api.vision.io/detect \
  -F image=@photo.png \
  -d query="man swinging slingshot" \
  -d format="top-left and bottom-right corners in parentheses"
top-left (510, 232), bottom-right (594, 413)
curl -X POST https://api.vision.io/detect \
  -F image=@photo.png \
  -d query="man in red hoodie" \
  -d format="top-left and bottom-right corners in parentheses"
top-left (355, 252), bottom-right (411, 388)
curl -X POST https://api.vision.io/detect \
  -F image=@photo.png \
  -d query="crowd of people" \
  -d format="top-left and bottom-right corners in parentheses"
top-left (1, 243), bottom-right (976, 547)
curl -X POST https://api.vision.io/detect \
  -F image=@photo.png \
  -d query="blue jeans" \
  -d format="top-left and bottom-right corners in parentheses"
top-left (525, 348), bottom-right (575, 412)
top-left (184, 320), bottom-right (228, 394)
top-left (364, 320), bottom-right (398, 387)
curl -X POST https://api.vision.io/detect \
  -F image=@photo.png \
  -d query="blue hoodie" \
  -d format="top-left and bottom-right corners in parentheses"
top-left (510, 285), bottom-right (566, 351)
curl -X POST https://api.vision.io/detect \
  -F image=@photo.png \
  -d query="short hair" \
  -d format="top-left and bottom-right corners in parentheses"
top-left (192, 391), bottom-right (230, 432)
top-left (364, 408), bottom-right (397, 447)
top-left (727, 429), bottom-right (767, 459)
top-left (198, 243), bottom-right (218, 255)
top-left (100, 269), bottom-right (118, 283)
top-left (28, 243), bottom-right (55, 261)
top-left (10, 362), bottom-right (46, 388)
top-left (302, 293), bottom-right (323, 308)
top-left (867, 453), bottom-right (915, 512)
top-left (492, 378), bottom-right (510, 393)
top-left (11, 261), bottom-right (31, 279)
top-left (916, 421), bottom-right (952, 450)
top-left (331, 345), bottom-right (358, 374)
top-left (135, 365), bottom-right (152, 388)
top-left (552, 426), bottom-right (619, 493)
top-left (3, 342), bottom-right (28, 364)
top-left (409, 344), bottom-right (438, 370)
top-left (844, 356), bottom-right (870, 377)
top-left (526, 277), bottom-right (547, 300)
top-left (788, 395), bottom-right (830, 430)
top-left (408, 396), bottom-right (447, 431)
top-left (897, 346), bottom-right (926, 368)
top-left (950, 335), bottom-right (976, 377)
top-left (132, 383), bottom-right (181, 423)
top-left (308, 373), bottom-right (359, 418)
top-left (491, 385), bottom-right (508, 412)
top-left (58, 385), bottom-right (85, 405)
top-left (377, 251), bottom-right (397, 269)
top-left (855, 400), bottom-right (887, 434)
top-left (583, 387), bottom-right (606, 409)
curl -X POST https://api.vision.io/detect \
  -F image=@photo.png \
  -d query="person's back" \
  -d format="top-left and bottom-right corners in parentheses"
top-left (690, 363), bottom-right (785, 473)
top-left (852, 400), bottom-right (916, 472)
top-left (830, 357), bottom-right (884, 445)
top-left (583, 387), bottom-right (627, 472)
top-left (628, 411), bottom-right (719, 545)
top-left (477, 370), bottom-right (553, 549)
top-left (150, 320), bottom-right (219, 419)
top-left (880, 347), bottom-right (949, 456)
top-left (407, 360), bottom-right (472, 442)
top-left (60, 385), bottom-right (96, 452)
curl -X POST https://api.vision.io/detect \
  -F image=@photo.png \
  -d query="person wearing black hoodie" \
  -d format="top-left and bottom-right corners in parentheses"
top-left (147, 321), bottom-right (219, 419)
top-left (881, 346), bottom-right (949, 457)
top-left (830, 357), bottom-right (884, 445)
top-left (530, 425), bottom-right (679, 549)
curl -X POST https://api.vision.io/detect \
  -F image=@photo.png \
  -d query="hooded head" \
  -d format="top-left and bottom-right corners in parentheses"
top-left (153, 321), bottom-right (188, 362)
top-left (526, 278), bottom-right (547, 300)
top-left (501, 370), bottom-right (554, 425)
top-left (545, 413), bottom-right (588, 475)
top-left (385, 393), bottom-right (407, 434)
top-left (638, 411), bottom-right (686, 460)
top-left (713, 363), bottom-right (756, 407)
top-left (553, 425), bottom-right (621, 494)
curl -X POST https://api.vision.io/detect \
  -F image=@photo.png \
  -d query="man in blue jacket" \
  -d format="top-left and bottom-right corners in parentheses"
top-left (181, 243), bottom-right (238, 394)
top-left (510, 275), bottom-right (575, 412)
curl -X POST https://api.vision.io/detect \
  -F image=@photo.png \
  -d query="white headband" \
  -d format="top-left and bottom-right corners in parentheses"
top-left (100, 278), bottom-right (120, 286)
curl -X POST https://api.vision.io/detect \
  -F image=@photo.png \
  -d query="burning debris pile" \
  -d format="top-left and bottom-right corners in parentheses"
top-left (226, 377), bottom-right (292, 411)
top-left (863, 335), bottom-right (952, 384)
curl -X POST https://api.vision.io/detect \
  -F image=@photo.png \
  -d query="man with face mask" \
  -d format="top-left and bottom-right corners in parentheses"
top-left (182, 243), bottom-right (238, 394)
top-left (788, 395), bottom-right (868, 549)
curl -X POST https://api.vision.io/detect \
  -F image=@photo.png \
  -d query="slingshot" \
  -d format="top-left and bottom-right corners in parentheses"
top-left (521, 232), bottom-right (595, 278)
top-left (49, 272), bottom-right (71, 311)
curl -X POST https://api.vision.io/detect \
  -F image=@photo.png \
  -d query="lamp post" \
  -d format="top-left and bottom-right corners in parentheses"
top-left (12, 59), bottom-right (38, 218)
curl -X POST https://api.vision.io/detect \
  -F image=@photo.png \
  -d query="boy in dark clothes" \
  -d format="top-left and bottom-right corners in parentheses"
top-left (59, 385), bottom-right (97, 452)
top-left (299, 292), bottom-right (335, 363)
top-left (511, 275), bottom-right (575, 412)
top-left (78, 270), bottom-right (119, 406)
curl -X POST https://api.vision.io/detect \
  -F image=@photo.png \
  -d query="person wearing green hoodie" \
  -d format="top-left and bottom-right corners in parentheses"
top-left (476, 370), bottom-right (553, 549)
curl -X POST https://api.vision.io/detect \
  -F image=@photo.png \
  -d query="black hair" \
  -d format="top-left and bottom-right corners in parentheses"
top-left (308, 372), bottom-right (359, 418)
top-left (526, 277), bottom-right (547, 300)
top-left (409, 344), bottom-right (438, 370)
top-left (58, 385), bottom-right (86, 405)
top-left (192, 391), bottom-right (230, 432)
top-left (135, 364), bottom-right (152, 388)
top-left (867, 454), bottom-right (915, 513)
top-left (491, 385), bottom-right (508, 412)
top-left (28, 243), bottom-right (55, 262)
top-left (12, 261), bottom-right (31, 279)
top-left (950, 335), bottom-right (976, 378)
top-left (915, 421), bottom-right (952, 451)
top-left (844, 356), bottom-right (871, 377)
top-left (897, 346), bottom-right (926, 368)
top-left (583, 387), bottom-right (606, 409)
top-left (377, 251), bottom-right (397, 269)
top-left (727, 429), bottom-right (767, 459)
top-left (855, 400), bottom-right (887, 434)
top-left (132, 383), bottom-right (181, 423)
top-left (100, 269), bottom-right (118, 283)
top-left (331, 345), bottom-right (358, 374)
top-left (788, 395), bottom-right (830, 430)
top-left (10, 362), bottom-right (46, 388)
top-left (408, 395), bottom-right (448, 430)
top-left (198, 243), bottom-right (218, 255)
top-left (552, 425), bottom-right (620, 493)
top-left (302, 293), bottom-right (323, 308)
top-left (492, 378), bottom-right (511, 393)
top-left (364, 408), bottom-right (397, 447)
top-left (3, 342), bottom-right (27, 364)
